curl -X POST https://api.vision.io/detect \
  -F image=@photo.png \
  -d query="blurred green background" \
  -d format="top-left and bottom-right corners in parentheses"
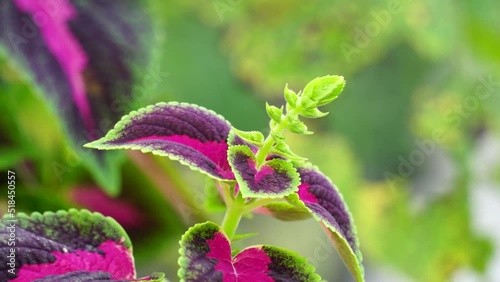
top-left (1, 0), bottom-right (499, 281)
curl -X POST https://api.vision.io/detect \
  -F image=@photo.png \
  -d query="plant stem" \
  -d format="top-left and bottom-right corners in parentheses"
top-left (254, 134), bottom-right (276, 166)
top-left (221, 193), bottom-right (245, 240)
top-left (254, 107), bottom-right (298, 166)
top-left (243, 198), bottom-right (279, 213)
top-left (254, 121), bottom-right (285, 166)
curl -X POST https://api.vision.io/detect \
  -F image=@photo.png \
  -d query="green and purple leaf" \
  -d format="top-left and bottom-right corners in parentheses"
top-left (229, 128), bottom-right (265, 146)
top-left (228, 145), bottom-right (300, 198)
top-left (26, 271), bottom-right (165, 282)
top-left (227, 129), bottom-right (258, 152)
top-left (85, 102), bottom-right (235, 181)
top-left (0, 209), bottom-right (163, 281)
top-left (178, 222), bottom-right (321, 282)
top-left (292, 165), bottom-right (364, 281)
top-left (0, 0), bottom-right (155, 193)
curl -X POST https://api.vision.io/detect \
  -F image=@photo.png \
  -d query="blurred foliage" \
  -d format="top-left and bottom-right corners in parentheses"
top-left (1, 0), bottom-right (499, 281)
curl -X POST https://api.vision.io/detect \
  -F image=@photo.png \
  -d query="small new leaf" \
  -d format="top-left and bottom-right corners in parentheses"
top-left (302, 75), bottom-right (345, 106)
top-left (300, 107), bottom-right (329, 118)
top-left (286, 115), bottom-right (312, 135)
top-left (269, 120), bottom-right (285, 141)
top-left (288, 121), bottom-right (312, 135)
top-left (232, 128), bottom-right (265, 145)
top-left (271, 132), bottom-right (285, 143)
top-left (284, 84), bottom-right (298, 109)
top-left (285, 114), bottom-right (300, 126)
top-left (299, 96), bottom-right (317, 109)
top-left (272, 141), bottom-right (307, 162)
top-left (266, 103), bottom-right (283, 123)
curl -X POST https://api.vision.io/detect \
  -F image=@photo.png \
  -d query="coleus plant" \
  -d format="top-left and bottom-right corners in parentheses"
top-left (0, 76), bottom-right (364, 281)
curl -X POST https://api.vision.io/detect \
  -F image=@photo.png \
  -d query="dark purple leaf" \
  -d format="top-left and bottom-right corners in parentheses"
top-left (33, 271), bottom-right (165, 282)
top-left (85, 102), bottom-right (235, 180)
top-left (178, 222), bottom-right (321, 282)
top-left (294, 165), bottom-right (364, 281)
top-left (32, 271), bottom-right (113, 282)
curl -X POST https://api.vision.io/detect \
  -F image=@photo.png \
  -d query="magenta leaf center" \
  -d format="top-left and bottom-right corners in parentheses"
top-left (207, 232), bottom-right (273, 282)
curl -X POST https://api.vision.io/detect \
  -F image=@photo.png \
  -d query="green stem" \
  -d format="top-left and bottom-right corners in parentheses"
top-left (243, 198), bottom-right (279, 213)
top-left (255, 107), bottom-right (299, 166)
top-left (221, 193), bottom-right (245, 240)
top-left (254, 134), bottom-right (276, 166)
